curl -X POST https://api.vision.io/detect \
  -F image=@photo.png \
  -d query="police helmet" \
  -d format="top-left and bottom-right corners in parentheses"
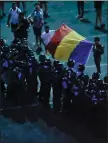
top-left (46, 58), bottom-right (51, 66)
top-left (97, 79), bottom-right (103, 88)
top-left (39, 54), bottom-right (46, 63)
top-left (57, 63), bottom-right (63, 70)
top-left (92, 72), bottom-right (100, 80)
top-left (104, 75), bottom-right (108, 83)
top-left (53, 60), bottom-right (60, 67)
top-left (30, 56), bottom-right (35, 60)
top-left (89, 79), bottom-right (93, 84)
top-left (94, 37), bottom-right (100, 42)
top-left (67, 59), bottom-right (75, 67)
top-left (104, 83), bottom-right (108, 90)
top-left (97, 79), bottom-right (103, 84)
top-left (28, 56), bottom-right (35, 62)
top-left (2, 45), bottom-right (10, 53)
top-left (78, 64), bottom-right (85, 72)
top-left (0, 38), bottom-right (5, 47)
top-left (44, 59), bottom-right (48, 66)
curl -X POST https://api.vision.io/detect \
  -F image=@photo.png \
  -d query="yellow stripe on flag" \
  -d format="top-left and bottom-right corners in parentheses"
top-left (54, 30), bottom-right (86, 61)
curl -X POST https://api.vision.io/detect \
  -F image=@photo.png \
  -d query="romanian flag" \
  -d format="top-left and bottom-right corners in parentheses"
top-left (46, 24), bottom-right (92, 65)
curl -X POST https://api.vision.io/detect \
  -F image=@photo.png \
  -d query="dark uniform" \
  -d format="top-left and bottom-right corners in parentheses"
top-left (77, 64), bottom-right (89, 86)
top-left (93, 43), bottom-right (104, 73)
top-left (104, 75), bottom-right (108, 84)
top-left (62, 67), bottom-right (76, 113)
top-left (103, 76), bottom-right (108, 96)
top-left (0, 38), bottom-right (6, 47)
top-left (17, 13), bottom-right (30, 40)
top-left (6, 67), bottom-right (20, 104)
top-left (24, 58), bottom-right (38, 102)
top-left (52, 62), bottom-right (63, 113)
top-left (85, 79), bottom-right (97, 100)
top-left (76, 64), bottom-right (89, 117)
top-left (38, 59), bottom-right (52, 107)
top-left (92, 72), bottom-right (100, 84)
top-left (61, 59), bottom-right (76, 114)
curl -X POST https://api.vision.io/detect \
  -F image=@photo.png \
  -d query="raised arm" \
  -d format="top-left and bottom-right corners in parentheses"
top-left (27, 10), bottom-right (35, 24)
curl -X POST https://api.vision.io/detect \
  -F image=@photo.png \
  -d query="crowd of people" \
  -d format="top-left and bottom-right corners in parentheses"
top-left (0, 1), bottom-right (105, 73)
top-left (0, 1), bottom-right (49, 47)
top-left (76, 1), bottom-right (105, 29)
top-left (1, 38), bottom-right (107, 118)
top-left (0, 2), bottom-right (107, 124)
top-left (0, 1), bottom-right (106, 45)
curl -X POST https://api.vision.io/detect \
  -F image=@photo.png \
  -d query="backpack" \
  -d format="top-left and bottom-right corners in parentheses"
top-left (9, 7), bottom-right (19, 14)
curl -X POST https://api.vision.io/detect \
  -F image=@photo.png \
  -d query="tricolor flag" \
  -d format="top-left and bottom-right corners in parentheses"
top-left (46, 24), bottom-right (93, 65)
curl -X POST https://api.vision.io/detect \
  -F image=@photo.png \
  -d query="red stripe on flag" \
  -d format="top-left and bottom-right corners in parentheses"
top-left (46, 24), bottom-right (72, 56)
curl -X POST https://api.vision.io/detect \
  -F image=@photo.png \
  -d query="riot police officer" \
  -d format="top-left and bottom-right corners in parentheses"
top-left (24, 57), bottom-right (38, 102)
top-left (38, 54), bottom-right (46, 101)
top-left (52, 61), bottom-right (63, 114)
top-left (0, 38), bottom-right (6, 47)
top-left (66, 59), bottom-right (76, 83)
top-left (38, 57), bottom-right (52, 107)
top-left (7, 67), bottom-right (21, 104)
top-left (85, 79), bottom-right (97, 98)
top-left (104, 75), bottom-right (108, 84)
top-left (102, 75), bottom-right (108, 97)
top-left (77, 64), bottom-right (89, 86)
top-left (76, 64), bottom-right (89, 117)
top-left (93, 37), bottom-right (104, 73)
top-left (67, 59), bottom-right (75, 70)
top-left (62, 59), bottom-right (76, 114)
top-left (92, 72), bottom-right (100, 84)
top-left (39, 53), bottom-right (46, 64)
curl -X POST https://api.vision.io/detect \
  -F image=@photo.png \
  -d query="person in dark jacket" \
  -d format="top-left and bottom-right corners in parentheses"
top-left (16, 12), bottom-right (30, 40)
top-left (62, 59), bottom-right (76, 114)
top-left (93, 37), bottom-right (104, 73)
top-left (38, 59), bottom-right (52, 107)
top-left (52, 62), bottom-right (63, 114)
